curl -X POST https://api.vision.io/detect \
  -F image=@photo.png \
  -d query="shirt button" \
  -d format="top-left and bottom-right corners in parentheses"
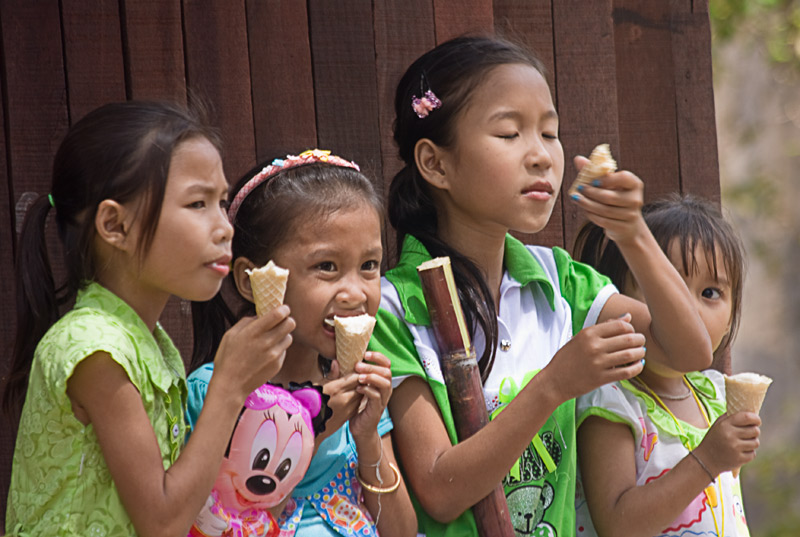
top-left (172, 423), bottom-right (181, 438)
top-left (500, 339), bottom-right (511, 352)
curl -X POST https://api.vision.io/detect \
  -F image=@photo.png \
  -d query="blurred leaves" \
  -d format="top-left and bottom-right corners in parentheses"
top-left (710, 0), bottom-right (800, 66)
top-left (742, 447), bottom-right (800, 537)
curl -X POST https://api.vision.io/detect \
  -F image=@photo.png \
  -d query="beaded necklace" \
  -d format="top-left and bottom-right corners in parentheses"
top-left (634, 376), bottom-right (724, 537)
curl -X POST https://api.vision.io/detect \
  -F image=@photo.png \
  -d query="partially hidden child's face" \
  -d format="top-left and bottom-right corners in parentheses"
top-left (437, 63), bottom-right (564, 236)
top-left (630, 241), bottom-right (733, 353)
top-left (272, 203), bottom-right (382, 360)
top-left (667, 242), bottom-right (733, 353)
top-left (133, 137), bottom-right (232, 302)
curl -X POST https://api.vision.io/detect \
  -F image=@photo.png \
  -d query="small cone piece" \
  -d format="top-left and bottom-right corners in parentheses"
top-left (246, 260), bottom-right (289, 316)
top-left (725, 372), bottom-right (772, 477)
top-left (568, 144), bottom-right (617, 195)
top-left (334, 314), bottom-right (376, 374)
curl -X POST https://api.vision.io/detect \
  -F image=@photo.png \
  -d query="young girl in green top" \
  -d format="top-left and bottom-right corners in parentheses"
top-left (368, 36), bottom-right (713, 536)
top-left (3, 101), bottom-right (294, 537)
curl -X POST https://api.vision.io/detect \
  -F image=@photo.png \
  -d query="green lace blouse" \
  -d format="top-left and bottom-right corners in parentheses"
top-left (5, 282), bottom-right (188, 537)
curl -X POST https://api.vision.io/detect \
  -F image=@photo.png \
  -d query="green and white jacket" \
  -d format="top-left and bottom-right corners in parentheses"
top-left (370, 234), bottom-right (616, 537)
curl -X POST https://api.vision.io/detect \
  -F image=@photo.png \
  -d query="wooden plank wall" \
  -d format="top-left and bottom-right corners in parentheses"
top-left (0, 0), bottom-right (719, 527)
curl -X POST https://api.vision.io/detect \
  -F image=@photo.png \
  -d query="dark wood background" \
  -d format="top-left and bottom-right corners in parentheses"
top-left (0, 0), bottom-right (719, 528)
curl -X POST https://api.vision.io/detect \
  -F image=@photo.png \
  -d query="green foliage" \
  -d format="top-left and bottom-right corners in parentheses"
top-left (742, 446), bottom-right (800, 536)
top-left (710, 0), bottom-right (800, 66)
top-left (722, 175), bottom-right (779, 218)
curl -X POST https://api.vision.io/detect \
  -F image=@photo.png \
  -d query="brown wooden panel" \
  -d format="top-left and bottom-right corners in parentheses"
top-left (308, 0), bottom-right (383, 182)
top-left (245, 0), bottom-right (317, 163)
top-left (493, 0), bottom-right (556, 78)
top-left (61, 0), bottom-right (126, 121)
top-left (122, 0), bottom-right (187, 101)
top-left (0, 1), bottom-right (69, 527)
top-left (183, 0), bottom-right (255, 178)
top-left (553, 0), bottom-right (620, 250)
top-left (0, 41), bottom-right (16, 534)
top-left (670, 0), bottom-right (720, 202)
top-left (179, 0), bottom-right (256, 357)
top-left (612, 1), bottom-right (681, 203)
top-left (433, 0), bottom-right (493, 43)
top-left (494, 0), bottom-right (564, 247)
top-left (373, 0), bottom-right (436, 264)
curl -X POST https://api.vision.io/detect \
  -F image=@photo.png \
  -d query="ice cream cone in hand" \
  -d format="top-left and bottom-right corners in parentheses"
top-left (246, 260), bottom-right (289, 316)
top-left (725, 372), bottom-right (772, 477)
top-left (334, 314), bottom-right (376, 374)
top-left (569, 143), bottom-right (617, 196)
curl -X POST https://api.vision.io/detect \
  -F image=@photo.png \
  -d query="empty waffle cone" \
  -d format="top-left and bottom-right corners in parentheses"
top-left (334, 314), bottom-right (376, 374)
top-left (568, 143), bottom-right (617, 195)
top-left (725, 372), bottom-right (772, 477)
top-left (246, 260), bottom-right (289, 316)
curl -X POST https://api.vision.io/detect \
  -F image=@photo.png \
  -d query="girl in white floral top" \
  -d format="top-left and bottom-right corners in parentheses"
top-left (574, 193), bottom-right (761, 537)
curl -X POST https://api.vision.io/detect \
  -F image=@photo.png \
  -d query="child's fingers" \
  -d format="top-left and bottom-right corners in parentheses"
top-left (323, 373), bottom-right (360, 394)
top-left (573, 187), bottom-right (642, 218)
top-left (728, 411), bottom-right (762, 428)
top-left (602, 332), bottom-right (647, 355)
top-left (355, 359), bottom-right (391, 379)
top-left (356, 384), bottom-right (388, 409)
top-left (326, 358), bottom-right (342, 380)
top-left (590, 317), bottom-right (638, 337)
top-left (362, 351), bottom-right (391, 368)
top-left (357, 370), bottom-right (392, 392)
top-left (586, 169), bottom-right (641, 192)
top-left (605, 357), bottom-right (645, 381)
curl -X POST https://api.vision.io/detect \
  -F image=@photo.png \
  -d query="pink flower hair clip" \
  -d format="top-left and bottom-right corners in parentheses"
top-left (412, 90), bottom-right (442, 119)
top-left (228, 149), bottom-right (360, 223)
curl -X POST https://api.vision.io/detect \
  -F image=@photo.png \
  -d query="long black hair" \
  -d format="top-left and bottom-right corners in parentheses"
top-left (573, 193), bottom-right (746, 361)
top-left (3, 100), bottom-right (221, 418)
top-left (190, 158), bottom-right (383, 371)
top-left (390, 35), bottom-right (548, 381)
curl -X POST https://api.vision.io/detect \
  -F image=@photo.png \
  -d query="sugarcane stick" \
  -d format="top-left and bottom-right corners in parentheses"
top-left (417, 257), bottom-right (515, 537)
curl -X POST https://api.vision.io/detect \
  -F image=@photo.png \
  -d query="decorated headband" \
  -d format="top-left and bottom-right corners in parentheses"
top-left (227, 149), bottom-right (361, 223)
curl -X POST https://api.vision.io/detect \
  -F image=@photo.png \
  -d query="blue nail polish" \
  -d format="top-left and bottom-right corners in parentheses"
top-left (571, 193), bottom-right (580, 201)
top-left (643, 347), bottom-right (647, 354)
top-left (577, 184), bottom-right (584, 192)
top-left (640, 358), bottom-right (646, 365)
top-left (592, 179), bottom-right (602, 187)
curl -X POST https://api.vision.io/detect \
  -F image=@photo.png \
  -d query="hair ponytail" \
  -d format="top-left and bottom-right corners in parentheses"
top-left (3, 196), bottom-right (60, 417)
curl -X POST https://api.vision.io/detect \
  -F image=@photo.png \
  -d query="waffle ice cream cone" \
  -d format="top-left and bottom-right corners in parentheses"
top-left (246, 260), bottom-right (289, 316)
top-left (725, 372), bottom-right (772, 477)
top-left (568, 143), bottom-right (617, 195)
top-left (334, 314), bottom-right (376, 374)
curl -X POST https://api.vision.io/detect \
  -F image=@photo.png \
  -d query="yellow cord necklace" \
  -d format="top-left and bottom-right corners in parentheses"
top-left (633, 375), bottom-right (724, 537)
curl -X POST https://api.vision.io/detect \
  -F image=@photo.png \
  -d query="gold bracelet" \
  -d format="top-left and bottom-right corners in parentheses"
top-left (356, 462), bottom-right (401, 494)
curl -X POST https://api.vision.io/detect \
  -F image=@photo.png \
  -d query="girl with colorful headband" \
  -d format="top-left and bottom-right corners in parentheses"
top-left (188, 150), bottom-right (416, 537)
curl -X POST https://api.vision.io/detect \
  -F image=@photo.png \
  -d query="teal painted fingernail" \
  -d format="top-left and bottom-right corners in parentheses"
top-left (577, 184), bottom-right (585, 192)
top-left (643, 347), bottom-right (647, 354)
top-left (571, 193), bottom-right (580, 201)
top-left (641, 358), bottom-right (646, 365)
top-left (592, 179), bottom-right (602, 187)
